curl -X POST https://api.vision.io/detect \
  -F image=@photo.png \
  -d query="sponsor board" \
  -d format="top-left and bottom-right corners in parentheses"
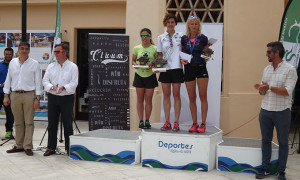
top-left (88, 33), bottom-right (130, 130)
top-left (0, 30), bottom-right (54, 120)
top-left (279, 0), bottom-right (300, 69)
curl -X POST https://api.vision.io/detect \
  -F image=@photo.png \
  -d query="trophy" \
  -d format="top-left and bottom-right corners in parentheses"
top-left (201, 48), bottom-right (214, 62)
top-left (133, 54), bottom-right (150, 68)
top-left (152, 57), bottom-right (167, 72)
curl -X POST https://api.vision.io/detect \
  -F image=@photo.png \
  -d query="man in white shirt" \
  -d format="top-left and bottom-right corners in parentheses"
top-left (42, 43), bottom-right (78, 156)
top-left (3, 42), bottom-right (42, 156)
top-left (254, 41), bottom-right (298, 180)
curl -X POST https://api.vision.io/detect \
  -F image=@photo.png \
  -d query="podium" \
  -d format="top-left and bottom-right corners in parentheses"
top-left (70, 129), bottom-right (141, 165)
top-left (217, 137), bottom-right (279, 174)
top-left (141, 124), bottom-right (222, 171)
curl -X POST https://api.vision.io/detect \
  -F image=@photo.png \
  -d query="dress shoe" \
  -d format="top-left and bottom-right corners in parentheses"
top-left (43, 149), bottom-right (56, 156)
top-left (24, 149), bottom-right (33, 156)
top-left (6, 146), bottom-right (24, 153)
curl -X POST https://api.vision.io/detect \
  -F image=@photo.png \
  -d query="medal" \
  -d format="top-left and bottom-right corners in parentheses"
top-left (189, 34), bottom-right (198, 59)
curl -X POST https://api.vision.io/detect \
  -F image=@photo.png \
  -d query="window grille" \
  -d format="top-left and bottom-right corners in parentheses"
top-left (166, 0), bottom-right (224, 23)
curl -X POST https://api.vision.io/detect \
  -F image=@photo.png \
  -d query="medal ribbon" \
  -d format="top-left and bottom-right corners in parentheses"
top-left (188, 34), bottom-right (198, 55)
top-left (168, 34), bottom-right (173, 47)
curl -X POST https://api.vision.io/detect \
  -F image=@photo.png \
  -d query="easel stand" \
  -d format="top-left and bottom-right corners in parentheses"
top-left (39, 119), bottom-right (81, 148)
top-left (0, 136), bottom-right (14, 146)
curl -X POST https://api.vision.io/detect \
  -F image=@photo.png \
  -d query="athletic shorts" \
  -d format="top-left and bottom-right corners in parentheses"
top-left (158, 69), bottom-right (184, 83)
top-left (133, 73), bottom-right (158, 89)
top-left (184, 64), bottom-right (209, 82)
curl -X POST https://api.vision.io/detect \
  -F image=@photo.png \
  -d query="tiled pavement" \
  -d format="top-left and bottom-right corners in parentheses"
top-left (0, 119), bottom-right (299, 180)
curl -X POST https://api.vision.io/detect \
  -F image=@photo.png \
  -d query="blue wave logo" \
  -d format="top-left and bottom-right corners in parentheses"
top-left (70, 145), bottom-right (135, 164)
top-left (142, 159), bottom-right (208, 171)
top-left (218, 157), bottom-right (278, 174)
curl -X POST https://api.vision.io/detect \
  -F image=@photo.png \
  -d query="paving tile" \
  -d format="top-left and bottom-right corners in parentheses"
top-left (93, 171), bottom-right (132, 179)
top-left (0, 119), bottom-right (299, 180)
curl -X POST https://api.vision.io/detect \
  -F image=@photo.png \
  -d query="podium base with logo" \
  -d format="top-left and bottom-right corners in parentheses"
top-left (141, 123), bottom-right (223, 171)
top-left (70, 129), bottom-right (141, 165)
top-left (217, 137), bottom-right (279, 174)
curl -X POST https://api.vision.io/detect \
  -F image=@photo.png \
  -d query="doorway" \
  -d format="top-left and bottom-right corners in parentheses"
top-left (76, 29), bottom-right (126, 120)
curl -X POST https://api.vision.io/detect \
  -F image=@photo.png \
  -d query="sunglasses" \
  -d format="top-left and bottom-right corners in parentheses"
top-left (54, 50), bottom-right (64, 55)
top-left (266, 50), bottom-right (272, 54)
top-left (188, 15), bottom-right (199, 20)
top-left (140, 34), bottom-right (151, 38)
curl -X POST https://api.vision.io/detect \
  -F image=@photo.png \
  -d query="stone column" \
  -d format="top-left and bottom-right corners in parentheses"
top-left (126, 0), bottom-right (166, 130)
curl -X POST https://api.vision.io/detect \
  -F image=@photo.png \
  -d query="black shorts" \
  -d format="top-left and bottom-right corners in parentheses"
top-left (158, 69), bottom-right (184, 83)
top-left (133, 73), bottom-right (158, 89)
top-left (184, 64), bottom-right (209, 82)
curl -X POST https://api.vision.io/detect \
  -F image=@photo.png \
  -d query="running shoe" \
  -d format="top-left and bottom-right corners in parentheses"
top-left (144, 120), bottom-right (151, 129)
top-left (188, 123), bottom-right (198, 132)
top-left (172, 122), bottom-right (180, 131)
top-left (197, 123), bottom-right (206, 133)
top-left (160, 121), bottom-right (172, 131)
top-left (5, 131), bottom-right (14, 139)
top-left (139, 121), bottom-right (144, 129)
top-left (255, 169), bottom-right (271, 179)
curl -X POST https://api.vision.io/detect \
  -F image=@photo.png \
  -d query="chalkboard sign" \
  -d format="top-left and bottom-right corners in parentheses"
top-left (88, 33), bottom-right (130, 131)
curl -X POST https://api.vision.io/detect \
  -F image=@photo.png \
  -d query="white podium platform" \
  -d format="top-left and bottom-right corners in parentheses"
top-left (217, 137), bottom-right (279, 174)
top-left (69, 129), bottom-right (142, 165)
top-left (141, 123), bottom-right (222, 171)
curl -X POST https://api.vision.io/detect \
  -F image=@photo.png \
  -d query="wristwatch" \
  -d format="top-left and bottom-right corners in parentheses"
top-left (35, 97), bottom-right (41, 100)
